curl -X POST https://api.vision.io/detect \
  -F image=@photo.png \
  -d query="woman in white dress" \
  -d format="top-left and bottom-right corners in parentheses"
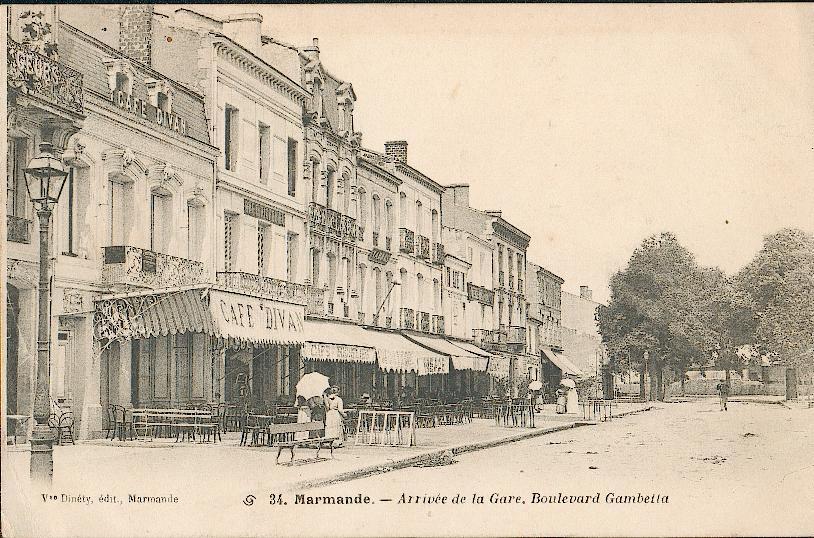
top-left (295, 396), bottom-right (312, 441)
top-left (324, 387), bottom-right (346, 447)
top-left (565, 384), bottom-right (579, 414)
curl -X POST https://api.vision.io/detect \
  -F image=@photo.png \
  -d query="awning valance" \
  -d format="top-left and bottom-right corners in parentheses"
top-left (406, 334), bottom-right (484, 372)
top-left (302, 320), bottom-right (376, 363)
top-left (447, 340), bottom-right (493, 359)
top-left (95, 287), bottom-right (306, 346)
top-left (362, 328), bottom-right (447, 373)
top-left (542, 347), bottom-right (585, 378)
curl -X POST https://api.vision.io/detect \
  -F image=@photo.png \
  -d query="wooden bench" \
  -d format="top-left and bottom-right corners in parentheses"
top-left (266, 422), bottom-right (335, 464)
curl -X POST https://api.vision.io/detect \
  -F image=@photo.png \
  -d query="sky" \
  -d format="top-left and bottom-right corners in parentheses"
top-left (195, 4), bottom-right (813, 303)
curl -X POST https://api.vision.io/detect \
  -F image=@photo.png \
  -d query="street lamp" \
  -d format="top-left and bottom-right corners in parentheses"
top-left (24, 141), bottom-right (69, 486)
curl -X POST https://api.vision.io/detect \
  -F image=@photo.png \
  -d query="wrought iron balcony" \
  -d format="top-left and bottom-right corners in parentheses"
top-left (507, 326), bottom-right (526, 346)
top-left (400, 307), bottom-right (415, 330)
top-left (7, 215), bottom-right (31, 244)
top-left (467, 283), bottom-right (495, 306)
top-left (7, 38), bottom-right (84, 114)
top-left (472, 328), bottom-right (506, 351)
top-left (432, 314), bottom-right (445, 335)
top-left (399, 228), bottom-right (415, 254)
top-left (308, 202), bottom-right (358, 243)
top-left (418, 311), bottom-right (431, 332)
top-left (216, 272), bottom-right (308, 305)
top-left (306, 286), bottom-right (326, 317)
top-left (416, 235), bottom-right (430, 259)
top-left (432, 242), bottom-right (445, 265)
top-left (102, 246), bottom-right (208, 289)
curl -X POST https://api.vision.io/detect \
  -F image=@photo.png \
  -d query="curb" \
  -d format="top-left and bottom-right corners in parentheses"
top-left (291, 405), bottom-right (654, 491)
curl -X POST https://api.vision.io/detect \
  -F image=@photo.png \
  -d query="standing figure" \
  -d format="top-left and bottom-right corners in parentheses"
top-left (565, 383), bottom-right (579, 414)
top-left (717, 381), bottom-right (729, 411)
top-left (295, 396), bottom-right (312, 441)
top-left (324, 386), bottom-right (346, 447)
top-left (555, 387), bottom-right (567, 414)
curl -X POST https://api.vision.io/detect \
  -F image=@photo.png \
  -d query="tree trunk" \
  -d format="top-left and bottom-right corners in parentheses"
top-left (680, 368), bottom-right (686, 396)
top-left (639, 359), bottom-right (647, 401)
top-left (657, 364), bottom-right (664, 401)
top-left (648, 352), bottom-right (659, 401)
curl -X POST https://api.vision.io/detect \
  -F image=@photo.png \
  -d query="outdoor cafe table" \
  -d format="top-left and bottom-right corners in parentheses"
top-left (131, 408), bottom-right (216, 441)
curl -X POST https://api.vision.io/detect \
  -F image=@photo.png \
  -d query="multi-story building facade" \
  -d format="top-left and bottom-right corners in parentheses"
top-left (8, 5), bottom-right (220, 437)
top-left (442, 185), bottom-right (531, 396)
top-left (561, 286), bottom-right (607, 387)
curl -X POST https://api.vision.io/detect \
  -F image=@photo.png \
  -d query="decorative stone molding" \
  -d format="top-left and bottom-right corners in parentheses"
top-left (61, 137), bottom-right (86, 167)
top-left (145, 78), bottom-right (173, 111)
top-left (102, 58), bottom-right (134, 94)
top-left (7, 259), bottom-right (39, 287)
top-left (148, 163), bottom-right (182, 188)
top-left (62, 288), bottom-right (86, 314)
top-left (102, 148), bottom-right (138, 176)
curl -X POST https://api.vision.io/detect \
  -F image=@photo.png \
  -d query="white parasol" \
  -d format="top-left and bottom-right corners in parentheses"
top-left (560, 378), bottom-right (576, 389)
top-left (529, 380), bottom-right (543, 391)
top-left (296, 372), bottom-right (330, 400)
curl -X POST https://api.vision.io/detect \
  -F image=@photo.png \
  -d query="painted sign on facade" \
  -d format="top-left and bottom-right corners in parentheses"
top-left (109, 89), bottom-right (188, 136)
top-left (209, 290), bottom-right (305, 345)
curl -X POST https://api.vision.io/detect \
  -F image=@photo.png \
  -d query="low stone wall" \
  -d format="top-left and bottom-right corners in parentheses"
top-left (665, 379), bottom-right (786, 398)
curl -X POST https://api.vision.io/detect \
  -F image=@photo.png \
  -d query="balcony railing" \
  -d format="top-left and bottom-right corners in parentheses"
top-left (306, 286), bottom-right (326, 317)
top-left (507, 326), bottom-right (526, 346)
top-left (431, 314), bottom-right (445, 335)
top-left (7, 38), bottom-right (84, 114)
top-left (102, 246), bottom-right (208, 289)
top-left (216, 272), bottom-right (308, 305)
top-left (358, 311), bottom-right (366, 324)
top-left (308, 202), bottom-right (358, 243)
top-left (432, 242), bottom-right (445, 265)
top-left (399, 228), bottom-right (415, 254)
top-left (418, 311), bottom-right (431, 332)
top-left (416, 235), bottom-right (430, 259)
top-left (472, 328), bottom-right (506, 351)
top-left (385, 316), bottom-right (393, 329)
top-left (400, 307), bottom-right (415, 330)
top-left (467, 283), bottom-right (495, 306)
top-left (7, 215), bottom-right (31, 244)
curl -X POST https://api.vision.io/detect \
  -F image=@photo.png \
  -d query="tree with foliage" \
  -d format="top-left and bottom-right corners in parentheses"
top-left (738, 228), bottom-right (814, 371)
top-left (599, 232), bottom-right (705, 401)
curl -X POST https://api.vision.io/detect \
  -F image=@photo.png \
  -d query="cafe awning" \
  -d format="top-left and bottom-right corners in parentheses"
top-left (406, 334), bottom-right (487, 372)
top-left (541, 347), bottom-right (585, 378)
top-left (362, 328), bottom-right (447, 374)
top-left (301, 320), bottom-right (376, 363)
top-left (95, 286), bottom-right (306, 346)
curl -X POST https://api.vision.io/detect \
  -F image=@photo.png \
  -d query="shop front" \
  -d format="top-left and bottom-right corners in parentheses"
top-left (405, 334), bottom-right (490, 401)
top-left (94, 286), bottom-right (306, 432)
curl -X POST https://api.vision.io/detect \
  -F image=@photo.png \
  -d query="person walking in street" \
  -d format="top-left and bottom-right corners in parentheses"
top-left (324, 386), bottom-right (346, 447)
top-left (717, 380), bottom-right (729, 411)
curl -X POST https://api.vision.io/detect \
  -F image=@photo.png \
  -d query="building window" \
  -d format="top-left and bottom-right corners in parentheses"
top-left (61, 169), bottom-right (75, 255)
top-left (385, 271), bottom-right (393, 312)
top-left (187, 202), bottom-right (204, 262)
top-left (357, 188), bottom-right (367, 234)
top-left (357, 264), bottom-right (366, 315)
top-left (328, 254), bottom-right (337, 294)
top-left (372, 194), bottom-right (381, 244)
top-left (385, 200), bottom-right (394, 249)
top-left (287, 232), bottom-right (299, 281)
top-left (224, 212), bottom-right (236, 272)
top-left (373, 267), bottom-right (382, 316)
top-left (115, 72), bottom-right (130, 93)
top-left (257, 223), bottom-right (270, 276)
top-left (415, 200), bottom-right (423, 236)
top-left (416, 274), bottom-right (424, 311)
top-left (400, 268), bottom-right (408, 309)
top-left (150, 189), bottom-right (171, 253)
top-left (433, 279), bottom-right (440, 312)
top-left (399, 192), bottom-right (407, 227)
top-left (258, 123), bottom-right (270, 184)
top-left (431, 209), bottom-right (439, 245)
top-left (109, 178), bottom-right (133, 246)
top-left (287, 138), bottom-right (298, 197)
top-left (311, 249), bottom-right (321, 287)
top-left (446, 267), bottom-right (451, 287)
top-left (156, 92), bottom-right (170, 113)
top-left (311, 160), bottom-right (320, 203)
top-left (325, 169), bottom-right (335, 209)
top-left (224, 105), bottom-right (239, 172)
top-left (6, 137), bottom-right (28, 217)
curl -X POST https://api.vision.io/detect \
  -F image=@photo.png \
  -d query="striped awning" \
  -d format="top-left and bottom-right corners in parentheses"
top-left (405, 334), bottom-right (485, 372)
top-left (302, 320), bottom-right (376, 363)
top-left (95, 286), bottom-right (306, 346)
top-left (542, 347), bottom-right (585, 378)
top-left (95, 287), bottom-right (214, 341)
top-left (362, 328), bottom-right (447, 373)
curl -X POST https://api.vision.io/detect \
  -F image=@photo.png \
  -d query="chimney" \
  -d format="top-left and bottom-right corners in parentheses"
top-left (223, 13), bottom-right (263, 54)
top-left (446, 184), bottom-right (470, 207)
top-left (303, 37), bottom-right (320, 62)
top-left (120, 5), bottom-right (154, 66)
top-left (580, 286), bottom-right (593, 301)
top-left (385, 140), bottom-right (408, 163)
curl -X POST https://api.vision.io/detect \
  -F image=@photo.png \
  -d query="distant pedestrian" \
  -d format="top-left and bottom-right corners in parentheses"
top-left (716, 381), bottom-right (729, 411)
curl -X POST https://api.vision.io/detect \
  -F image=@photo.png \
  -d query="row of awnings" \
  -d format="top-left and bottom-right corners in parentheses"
top-left (541, 346), bottom-right (586, 378)
top-left (93, 286), bottom-right (505, 374)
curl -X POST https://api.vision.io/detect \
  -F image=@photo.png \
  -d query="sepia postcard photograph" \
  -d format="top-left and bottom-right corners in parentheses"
top-left (1, 2), bottom-right (813, 537)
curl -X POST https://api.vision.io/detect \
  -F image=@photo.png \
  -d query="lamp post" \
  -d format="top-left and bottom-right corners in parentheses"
top-left (24, 142), bottom-right (70, 486)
